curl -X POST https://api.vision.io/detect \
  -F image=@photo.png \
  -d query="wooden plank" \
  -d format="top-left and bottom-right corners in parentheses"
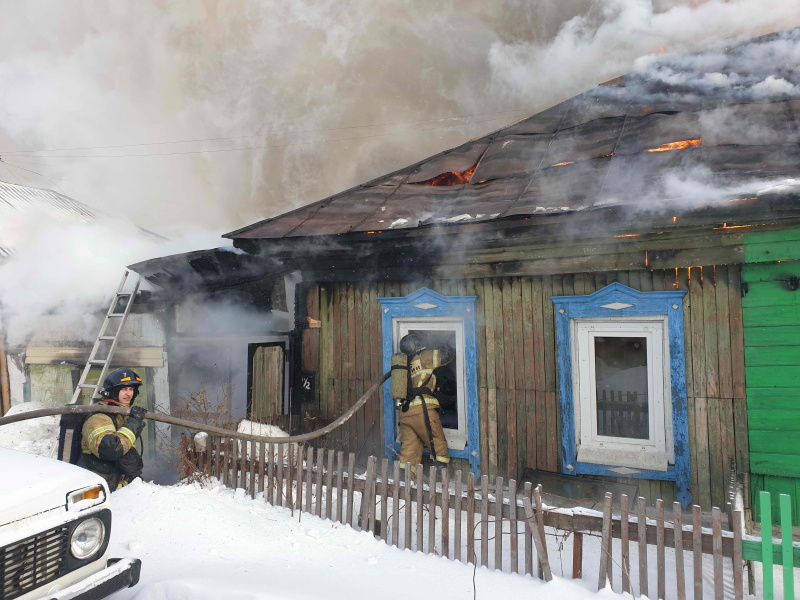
top-left (295, 445), bottom-right (304, 513)
top-left (523, 481), bottom-right (533, 576)
top-left (712, 507), bottom-right (723, 600)
top-left (573, 532), bottom-right (584, 579)
top-left (702, 266), bottom-right (720, 399)
top-left (715, 265), bottom-right (734, 399)
top-left (392, 461), bottom-right (400, 547)
top-left (542, 275), bottom-right (556, 393)
top-left (522, 496), bottom-right (553, 582)
top-left (535, 389), bottom-right (547, 472)
top-left (639, 496), bottom-right (649, 599)
top-left (531, 276), bottom-right (545, 392)
top-left (325, 449), bottom-right (334, 519)
top-left (545, 392), bottom-right (558, 472)
top-left (780, 494), bottom-right (794, 600)
top-left (346, 452), bottom-right (355, 526)
top-left (481, 474), bottom-right (489, 567)
top-left (475, 278), bottom-right (488, 391)
top-left (335, 451), bottom-right (344, 523)
top-left (707, 398), bottom-right (725, 508)
top-left (347, 283), bottom-right (356, 381)
top-left (305, 446), bottom-right (314, 514)
top-left (493, 278), bottom-right (507, 393)
top-left (497, 390), bottom-right (508, 481)
top-left (598, 492), bottom-right (613, 591)
top-left (689, 267), bottom-right (707, 401)
top-left (442, 469), bottom-right (450, 560)
top-left (379, 458), bottom-right (389, 542)
top-left (487, 389), bottom-right (498, 476)
top-left (415, 464), bottom-right (424, 552)
top-left (359, 456), bottom-right (375, 531)
top-left (286, 445), bottom-right (295, 509)
top-left (694, 397), bottom-right (713, 509)
top-left (404, 463), bottom-right (412, 550)
top-left (674, 502), bottom-right (686, 600)
top-left (319, 285), bottom-right (332, 415)
top-left (693, 505), bottom-right (703, 600)
top-left (248, 441), bottom-right (256, 499)
top-left (506, 389), bottom-right (518, 479)
top-left (621, 494), bottom-right (631, 594)
top-left (525, 389), bottom-right (537, 472)
top-left (657, 499), bottom-right (666, 600)
top-left (495, 476), bottom-right (504, 571)
top-left (315, 447), bottom-right (324, 517)
top-left (257, 441), bottom-right (265, 496)
top-left (454, 470), bottom-right (463, 563)
top-left (535, 484), bottom-right (548, 580)
top-left (509, 478), bottom-right (518, 574)
top-left (467, 472), bottom-right (476, 564)
top-left (521, 277), bottom-right (535, 391)
top-left (727, 267), bottom-right (745, 400)
top-left (428, 465), bottom-right (437, 555)
top-left (733, 509), bottom-right (744, 600)
top-left (511, 278), bottom-right (525, 390)
top-left (479, 387), bottom-right (489, 476)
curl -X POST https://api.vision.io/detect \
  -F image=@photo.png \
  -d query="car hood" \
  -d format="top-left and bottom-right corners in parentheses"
top-left (0, 447), bottom-right (107, 527)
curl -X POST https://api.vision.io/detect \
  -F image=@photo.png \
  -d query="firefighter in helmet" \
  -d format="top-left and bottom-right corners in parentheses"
top-left (397, 333), bottom-right (453, 468)
top-left (79, 368), bottom-right (147, 490)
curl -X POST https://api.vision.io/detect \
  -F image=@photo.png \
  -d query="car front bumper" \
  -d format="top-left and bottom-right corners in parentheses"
top-left (45, 557), bottom-right (141, 600)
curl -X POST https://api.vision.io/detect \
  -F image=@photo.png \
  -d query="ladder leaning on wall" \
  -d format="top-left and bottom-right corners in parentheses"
top-left (69, 270), bottom-right (141, 405)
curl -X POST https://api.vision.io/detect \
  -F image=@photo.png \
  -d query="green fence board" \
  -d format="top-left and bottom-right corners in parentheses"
top-left (746, 366), bottom-right (800, 387)
top-left (742, 305), bottom-right (800, 327)
top-left (748, 410), bottom-right (800, 431)
top-left (744, 326), bottom-right (800, 346)
top-left (746, 240), bottom-right (800, 263)
top-left (751, 453), bottom-right (800, 477)
top-left (742, 260), bottom-right (800, 281)
top-left (750, 432), bottom-right (800, 455)
top-left (745, 345), bottom-right (800, 366)
top-left (745, 229), bottom-right (800, 245)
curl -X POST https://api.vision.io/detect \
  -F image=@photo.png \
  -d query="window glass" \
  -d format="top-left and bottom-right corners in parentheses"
top-left (594, 336), bottom-right (649, 440)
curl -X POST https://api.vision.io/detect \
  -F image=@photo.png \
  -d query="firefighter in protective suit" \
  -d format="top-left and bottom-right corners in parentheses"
top-left (79, 368), bottom-right (147, 491)
top-left (397, 334), bottom-right (453, 468)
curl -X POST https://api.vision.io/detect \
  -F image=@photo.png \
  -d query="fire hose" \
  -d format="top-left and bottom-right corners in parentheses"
top-left (0, 372), bottom-right (390, 445)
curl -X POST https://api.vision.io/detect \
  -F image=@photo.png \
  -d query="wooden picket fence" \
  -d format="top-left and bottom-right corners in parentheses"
top-left (184, 434), bottom-right (798, 599)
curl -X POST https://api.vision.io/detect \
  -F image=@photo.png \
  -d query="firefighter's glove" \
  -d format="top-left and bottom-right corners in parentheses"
top-left (123, 406), bottom-right (147, 438)
top-left (117, 447), bottom-right (144, 480)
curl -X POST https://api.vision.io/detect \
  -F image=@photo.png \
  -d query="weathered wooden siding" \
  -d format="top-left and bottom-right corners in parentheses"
top-left (742, 228), bottom-right (800, 524)
top-left (304, 266), bottom-right (746, 510)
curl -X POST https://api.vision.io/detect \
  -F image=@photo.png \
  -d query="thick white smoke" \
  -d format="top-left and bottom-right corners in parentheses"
top-left (0, 0), bottom-right (799, 344)
top-left (1, 0), bottom-right (797, 235)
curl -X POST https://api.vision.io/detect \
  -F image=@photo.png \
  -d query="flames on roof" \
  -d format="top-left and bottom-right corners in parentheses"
top-left (226, 28), bottom-right (800, 241)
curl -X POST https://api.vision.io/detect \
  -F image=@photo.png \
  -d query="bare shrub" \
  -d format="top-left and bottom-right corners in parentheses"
top-left (155, 378), bottom-right (235, 484)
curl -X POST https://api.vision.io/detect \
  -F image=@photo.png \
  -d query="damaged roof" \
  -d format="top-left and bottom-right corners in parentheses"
top-left (226, 28), bottom-right (800, 242)
top-left (0, 180), bottom-right (162, 256)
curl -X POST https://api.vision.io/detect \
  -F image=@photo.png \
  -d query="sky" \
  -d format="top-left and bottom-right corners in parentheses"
top-left (1, 0), bottom-right (799, 237)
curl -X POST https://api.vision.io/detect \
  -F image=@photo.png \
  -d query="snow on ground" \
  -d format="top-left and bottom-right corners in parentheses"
top-left (108, 479), bottom-right (618, 600)
top-left (0, 401), bottom-right (59, 457)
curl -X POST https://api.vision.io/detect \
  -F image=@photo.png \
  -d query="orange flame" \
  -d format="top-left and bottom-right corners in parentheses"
top-left (410, 161), bottom-right (478, 186)
top-left (729, 197), bottom-right (758, 202)
top-left (550, 161), bottom-right (575, 167)
top-left (644, 139), bottom-right (702, 152)
top-left (614, 233), bottom-right (641, 238)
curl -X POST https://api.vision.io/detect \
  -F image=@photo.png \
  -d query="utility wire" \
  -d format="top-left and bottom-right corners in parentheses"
top-left (0, 107), bottom-right (535, 156)
top-left (0, 113), bottom-right (514, 160)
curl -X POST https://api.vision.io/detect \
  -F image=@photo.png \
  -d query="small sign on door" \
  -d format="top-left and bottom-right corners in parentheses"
top-left (297, 372), bottom-right (315, 403)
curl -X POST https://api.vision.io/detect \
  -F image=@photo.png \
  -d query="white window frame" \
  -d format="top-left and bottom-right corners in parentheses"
top-left (572, 316), bottom-right (674, 472)
top-left (394, 317), bottom-right (468, 450)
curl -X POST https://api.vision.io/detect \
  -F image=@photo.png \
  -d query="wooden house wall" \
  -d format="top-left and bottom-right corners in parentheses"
top-left (742, 228), bottom-right (800, 524)
top-left (301, 265), bottom-right (747, 511)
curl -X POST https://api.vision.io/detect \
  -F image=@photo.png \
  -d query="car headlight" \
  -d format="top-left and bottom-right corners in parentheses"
top-left (70, 518), bottom-right (105, 560)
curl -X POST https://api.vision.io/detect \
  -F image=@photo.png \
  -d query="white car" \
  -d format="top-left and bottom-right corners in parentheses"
top-left (0, 447), bottom-right (140, 600)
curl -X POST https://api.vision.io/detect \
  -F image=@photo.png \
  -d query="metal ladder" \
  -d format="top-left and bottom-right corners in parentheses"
top-left (70, 271), bottom-right (141, 404)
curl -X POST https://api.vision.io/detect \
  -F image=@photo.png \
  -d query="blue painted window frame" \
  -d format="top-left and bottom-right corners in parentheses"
top-left (552, 282), bottom-right (691, 507)
top-left (378, 288), bottom-right (481, 475)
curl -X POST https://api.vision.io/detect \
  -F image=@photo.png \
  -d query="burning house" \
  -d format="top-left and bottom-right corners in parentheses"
top-left (133, 29), bottom-right (800, 519)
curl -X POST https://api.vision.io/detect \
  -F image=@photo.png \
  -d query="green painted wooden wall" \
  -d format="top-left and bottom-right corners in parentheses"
top-left (743, 228), bottom-right (800, 524)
